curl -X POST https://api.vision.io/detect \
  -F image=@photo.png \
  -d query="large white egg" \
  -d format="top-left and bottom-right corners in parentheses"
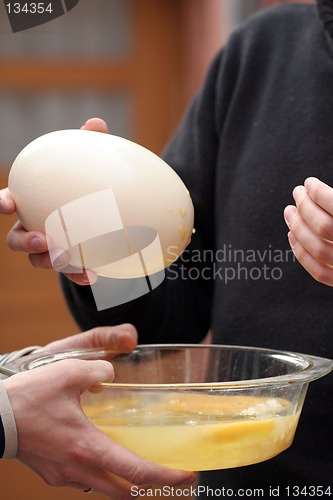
top-left (8, 129), bottom-right (194, 279)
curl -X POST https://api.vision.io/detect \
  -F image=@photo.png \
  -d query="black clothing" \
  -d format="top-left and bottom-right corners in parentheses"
top-left (61, 2), bottom-right (333, 495)
top-left (0, 416), bottom-right (4, 458)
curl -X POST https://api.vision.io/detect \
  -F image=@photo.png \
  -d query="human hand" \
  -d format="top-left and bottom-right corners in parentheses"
top-left (3, 324), bottom-right (196, 498)
top-left (38, 323), bottom-right (138, 354)
top-left (2, 117), bottom-right (109, 286)
top-left (284, 177), bottom-right (333, 286)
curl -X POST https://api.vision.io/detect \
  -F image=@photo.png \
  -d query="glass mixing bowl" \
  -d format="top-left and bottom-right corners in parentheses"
top-left (1, 344), bottom-right (332, 471)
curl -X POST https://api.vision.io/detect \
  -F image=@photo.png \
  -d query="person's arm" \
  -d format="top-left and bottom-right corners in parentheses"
top-left (284, 177), bottom-right (333, 286)
top-left (0, 346), bottom-right (41, 459)
top-left (0, 381), bottom-right (16, 459)
top-left (0, 324), bottom-right (136, 461)
top-left (0, 325), bottom-right (196, 497)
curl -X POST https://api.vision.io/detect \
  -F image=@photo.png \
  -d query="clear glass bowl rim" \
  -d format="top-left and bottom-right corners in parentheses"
top-left (2, 343), bottom-right (333, 389)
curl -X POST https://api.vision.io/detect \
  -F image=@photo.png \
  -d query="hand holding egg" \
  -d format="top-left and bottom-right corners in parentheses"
top-left (5, 118), bottom-right (107, 285)
top-left (8, 125), bottom-right (194, 283)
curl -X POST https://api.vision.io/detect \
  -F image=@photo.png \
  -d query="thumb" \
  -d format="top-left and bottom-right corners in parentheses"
top-left (56, 359), bottom-right (114, 393)
top-left (81, 117), bottom-right (109, 134)
top-left (43, 324), bottom-right (138, 353)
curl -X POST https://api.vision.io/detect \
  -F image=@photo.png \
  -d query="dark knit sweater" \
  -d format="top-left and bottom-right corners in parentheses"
top-left (61, 2), bottom-right (333, 493)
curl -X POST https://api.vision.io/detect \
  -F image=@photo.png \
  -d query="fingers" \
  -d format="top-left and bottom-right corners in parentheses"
top-left (87, 431), bottom-right (196, 491)
top-left (69, 468), bottom-right (135, 499)
top-left (292, 184), bottom-right (333, 241)
top-left (4, 119), bottom-right (109, 286)
top-left (287, 231), bottom-right (333, 286)
top-left (23, 457), bottom-right (139, 500)
top-left (8, 358), bottom-right (195, 499)
top-left (104, 447), bottom-right (196, 488)
top-left (7, 221), bottom-right (48, 254)
top-left (284, 203), bottom-right (333, 266)
top-left (284, 178), bottom-right (333, 287)
top-left (62, 269), bottom-right (98, 286)
top-left (79, 324), bottom-right (138, 351)
top-left (48, 255), bottom-right (97, 285)
top-left (304, 177), bottom-right (333, 216)
top-left (42, 324), bottom-right (138, 353)
top-left (62, 354), bottom-right (196, 493)
top-left (16, 358), bottom-right (115, 393)
top-left (48, 358), bottom-right (115, 392)
top-left (0, 187), bottom-right (16, 214)
top-left (81, 117), bottom-right (109, 134)
top-left (7, 220), bottom-right (97, 284)
top-left (19, 430), bottom-right (196, 500)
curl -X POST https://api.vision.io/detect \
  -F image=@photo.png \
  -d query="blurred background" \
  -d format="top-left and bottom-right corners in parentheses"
top-left (0, 1), bottom-right (313, 499)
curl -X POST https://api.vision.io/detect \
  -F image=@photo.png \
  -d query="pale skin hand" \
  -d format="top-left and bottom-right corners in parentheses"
top-left (3, 325), bottom-right (196, 498)
top-left (0, 117), bottom-right (109, 286)
top-left (284, 177), bottom-right (333, 286)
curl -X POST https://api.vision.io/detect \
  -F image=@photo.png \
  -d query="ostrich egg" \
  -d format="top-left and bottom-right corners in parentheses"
top-left (8, 130), bottom-right (194, 279)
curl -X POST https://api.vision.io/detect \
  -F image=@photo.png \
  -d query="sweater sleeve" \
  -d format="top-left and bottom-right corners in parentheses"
top-left (60, 50), bottom-right (224, 344)
top-left (0, 415), bottom-right (4, 458)
top-left (0, 380), bottom-right (17, 459)
top-left (0, 353), bottom-right (7, 456)
top-left (0, 347), bottom-right (41, 459)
